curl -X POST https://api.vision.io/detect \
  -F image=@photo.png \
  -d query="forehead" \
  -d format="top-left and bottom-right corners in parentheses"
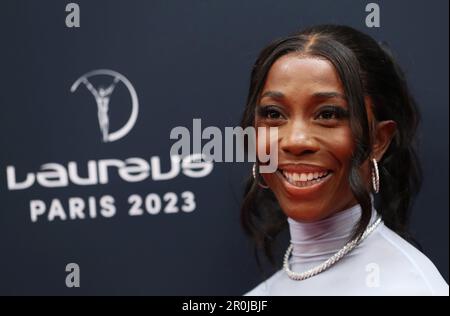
top-left (261, 54), bottom-right (344, 96)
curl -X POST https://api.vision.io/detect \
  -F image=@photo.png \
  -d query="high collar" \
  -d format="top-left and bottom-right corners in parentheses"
top-left (287, 198), bottom-right (377, 265)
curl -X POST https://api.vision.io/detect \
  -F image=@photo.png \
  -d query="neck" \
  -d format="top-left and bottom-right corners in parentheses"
top-left (287, 198), bottom-right (377, 265)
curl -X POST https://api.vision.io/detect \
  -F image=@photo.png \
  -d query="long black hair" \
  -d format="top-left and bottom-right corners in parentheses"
top-left (240, 24), bottom-right (422, 264)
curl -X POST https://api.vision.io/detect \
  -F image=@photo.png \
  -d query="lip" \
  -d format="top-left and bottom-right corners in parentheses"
top-left (275, 168), bottom-right (333, 198)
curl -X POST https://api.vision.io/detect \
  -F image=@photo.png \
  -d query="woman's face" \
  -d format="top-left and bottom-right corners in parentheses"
top-left (255, 54), bottom-right (371, 222)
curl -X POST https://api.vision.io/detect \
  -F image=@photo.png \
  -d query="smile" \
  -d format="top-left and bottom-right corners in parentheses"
top-left (280, 169), bottom-right (332, 187)
top-left (275, 167), bottom-right (334, 197)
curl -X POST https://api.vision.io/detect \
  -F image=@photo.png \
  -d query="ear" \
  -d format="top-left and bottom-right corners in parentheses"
top-left (372, 120), bottom-right (397, 161)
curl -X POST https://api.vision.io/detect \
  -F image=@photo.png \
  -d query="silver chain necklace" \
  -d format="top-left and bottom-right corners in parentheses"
top-left (283, 217), bottom-right (382, 281)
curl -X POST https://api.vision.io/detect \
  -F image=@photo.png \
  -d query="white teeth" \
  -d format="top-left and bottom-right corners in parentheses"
top-left (281, 170), bottom-right (329, 183)
top-left (281, 169), bottom-right (331, 188)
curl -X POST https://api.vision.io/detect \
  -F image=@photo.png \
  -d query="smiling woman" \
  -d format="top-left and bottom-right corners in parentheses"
top-left (256, 56), bottom-right (359, 222)
top-left (241, 24), bottom-right (449, 296)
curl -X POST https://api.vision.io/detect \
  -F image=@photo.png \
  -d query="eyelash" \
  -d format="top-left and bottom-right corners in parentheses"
top-left (257, 106), bottom-right (283, 120)
top-left (256, 105), bottom-right (349, 121)
top-left (316, 106), bottom-right (349, 120)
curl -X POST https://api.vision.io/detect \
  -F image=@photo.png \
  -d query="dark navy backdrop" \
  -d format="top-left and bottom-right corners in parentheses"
top-left (0, 0), bottom-right (447, 295)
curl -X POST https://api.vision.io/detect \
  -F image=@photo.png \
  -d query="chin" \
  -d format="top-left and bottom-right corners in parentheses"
top-left (277, 198), bottom-right (331, 223)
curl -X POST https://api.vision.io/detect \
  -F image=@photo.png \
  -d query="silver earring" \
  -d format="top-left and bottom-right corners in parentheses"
top-left (252, 163), bottom-right (269, 189)
top-left (371, 158), bottom-right (380, 193)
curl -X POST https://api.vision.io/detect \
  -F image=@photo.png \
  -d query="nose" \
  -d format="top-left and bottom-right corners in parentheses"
top-left (280, 121), bottom-right (319, 156)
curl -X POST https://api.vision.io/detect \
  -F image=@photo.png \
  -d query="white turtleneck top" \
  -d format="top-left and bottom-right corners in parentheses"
top-left (245, 203), bottom-right (449, 296)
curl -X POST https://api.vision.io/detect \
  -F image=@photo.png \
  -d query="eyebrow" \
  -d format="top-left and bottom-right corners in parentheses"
top-left (260, 90), bottom-right (347, 101)
top-left (260, 91), bottom-right (285, 99)
top-left (312, 91), bottom-right (347, 100)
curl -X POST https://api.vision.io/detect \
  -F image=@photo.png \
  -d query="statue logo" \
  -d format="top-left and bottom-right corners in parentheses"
top-left (71, 69), bottom-right (139, 142)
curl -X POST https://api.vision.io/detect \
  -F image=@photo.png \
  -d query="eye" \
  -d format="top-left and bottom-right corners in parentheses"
top-left (266, 109), bottom-right (282, 119)
top-left (257, 105), bottom-right (285, 120)
top-left (316, 106), bottom-right (349, 121)
top-left (318, 110), bottom-right (337, 120)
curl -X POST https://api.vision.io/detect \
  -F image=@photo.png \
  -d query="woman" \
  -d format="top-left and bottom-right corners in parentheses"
top-left (241, 25), bottom-right (448, 296)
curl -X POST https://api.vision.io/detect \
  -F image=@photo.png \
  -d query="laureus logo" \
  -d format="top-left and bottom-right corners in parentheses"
top-left (70, 69), bottom-right (139, 142)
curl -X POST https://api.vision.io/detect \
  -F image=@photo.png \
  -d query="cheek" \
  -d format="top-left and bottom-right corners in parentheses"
top-left (255, 127), bottom-right (279, 162)
top-left (326, 127), bottom-right (373, 193)
top-left (256, 131), bottom-right (269, 156)
top-left (325, 127), bottom-right (354, 168)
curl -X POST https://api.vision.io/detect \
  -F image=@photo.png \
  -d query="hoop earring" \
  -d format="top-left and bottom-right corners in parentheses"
top-left (252, 163), bottom-right (269, 189)
top-left (371, 158), bottom-right (380, 193)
